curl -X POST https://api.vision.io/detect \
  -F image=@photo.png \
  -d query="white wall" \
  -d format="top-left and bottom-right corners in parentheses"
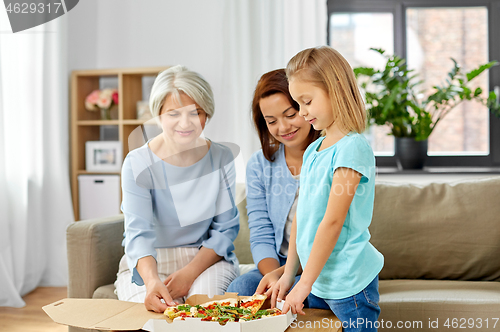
top-left (67, 0), bottom-right (227, 101)
top-left (376, 173), bottom-right (500, 184)
top-left (67, 0), bottom-right (226, 115)
top-left (68, 0), bottom-right (224, 75)
top-left (67, 0), bottom-right (98, 70)
top-left (66, 0), bottom-right (254, 182)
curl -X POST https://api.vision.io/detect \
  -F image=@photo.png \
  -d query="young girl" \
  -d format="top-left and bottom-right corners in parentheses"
top-left (226, 69), bottom-right (320, 296)
top-left (271, 46), bottom-right (384, 332)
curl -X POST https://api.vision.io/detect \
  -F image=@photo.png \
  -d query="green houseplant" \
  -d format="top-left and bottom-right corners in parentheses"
top-left (354, 48), bottom-right (500, 169)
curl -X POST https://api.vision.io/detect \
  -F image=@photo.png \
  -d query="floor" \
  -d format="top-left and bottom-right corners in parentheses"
top-left (0, 287), bottom-right (68, 332)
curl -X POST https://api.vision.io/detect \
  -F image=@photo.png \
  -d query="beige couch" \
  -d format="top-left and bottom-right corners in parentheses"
top-left (67, 177), bottom-right (500, 332)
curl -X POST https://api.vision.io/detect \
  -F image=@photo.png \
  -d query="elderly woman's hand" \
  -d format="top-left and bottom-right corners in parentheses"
top-left (144, 278), bottom-right (176, 313)
top-left (163, 266), bottom-right (197, 300)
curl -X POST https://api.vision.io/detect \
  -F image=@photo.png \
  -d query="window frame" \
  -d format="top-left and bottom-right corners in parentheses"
top-left (327, 0), bottom-right (500, 167)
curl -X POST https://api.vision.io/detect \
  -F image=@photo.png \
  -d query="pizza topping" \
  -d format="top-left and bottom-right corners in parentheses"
top-left (240, 299), bottom-right (258, 308)
top-left (164, 295), bottom-right (281, 325)
top-left (240, 294), bottom-right (267, 314)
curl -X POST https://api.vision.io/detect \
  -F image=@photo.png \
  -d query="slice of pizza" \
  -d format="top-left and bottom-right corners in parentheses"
top-left (239, 308), bottom-right (283, 321)
top-left (256, 308), bottom-right (283, 318)
top-left (196, 301), bottom-right (240, 325)
top-left (164, 306), bottom-right (180, 320)
top-left (199, 298), bottom-right (239, 310)
top-left (239, 294), bottom-right (267, 315)
top-left (164, 304), bottom-right (196, 320)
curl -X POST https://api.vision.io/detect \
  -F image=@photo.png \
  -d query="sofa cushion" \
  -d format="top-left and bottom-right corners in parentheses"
top-left (233, 183), bottom-right (253, 264)
top-left (379, 279), bottom-right (500, 330)
top-left (370, 177), bottom-right (500, 281)
top-left (93, 284), bottom-right (118, 300)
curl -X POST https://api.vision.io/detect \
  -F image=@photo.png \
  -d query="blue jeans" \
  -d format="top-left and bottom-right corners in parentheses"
top-left (227, 257), bottom-right (290, 296)
top-left (227, 268), bottom-right (305, 296)
top-left (226, 268), bottom-right (268, 296)
top-left (307, 276), bottom-right (381, 332)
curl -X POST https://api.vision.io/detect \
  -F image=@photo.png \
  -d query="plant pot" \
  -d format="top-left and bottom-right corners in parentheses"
top-left (395, 137), bottom-right (428, 170)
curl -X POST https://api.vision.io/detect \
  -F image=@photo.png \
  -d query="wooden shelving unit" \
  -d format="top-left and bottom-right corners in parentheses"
top-left (71, 66), bottom-right (168, 220)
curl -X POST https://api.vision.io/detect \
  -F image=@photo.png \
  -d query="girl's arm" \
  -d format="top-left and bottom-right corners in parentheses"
top-left (270, 214), bottom-right (300, 307)
top-left (282, 167), bottom-right (362, 315)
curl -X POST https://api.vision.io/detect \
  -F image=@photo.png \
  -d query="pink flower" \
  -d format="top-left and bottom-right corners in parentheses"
top-left (85, 100), bottom-right (98, 111)
top-left (86, 90), bottom-right (100, 103)
top-left (97, 89), bottom-right (114, 109)
top-left (112, 90), bottom-right (119, 105)
top-left (85, 88), bottom-right (119, 111)
top-left (85, 90), bottom-right (101, 111)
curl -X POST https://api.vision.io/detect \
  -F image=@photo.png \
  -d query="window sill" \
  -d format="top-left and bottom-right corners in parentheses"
top-left (375, 167), bottom-right (500, 184)
top-left (377, 167), bottom-right (500, 175)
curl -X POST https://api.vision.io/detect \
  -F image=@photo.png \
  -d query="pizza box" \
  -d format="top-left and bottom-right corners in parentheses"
top-left (43, 293), bottom-right (296, 332)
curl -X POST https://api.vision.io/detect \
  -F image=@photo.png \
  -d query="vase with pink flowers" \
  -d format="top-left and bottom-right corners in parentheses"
top-left (85, 88), bottom-right (119, 120)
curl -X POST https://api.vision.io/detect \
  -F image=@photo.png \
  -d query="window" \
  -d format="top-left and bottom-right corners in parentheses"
top-left (327, 0), bottom-right (500, 167)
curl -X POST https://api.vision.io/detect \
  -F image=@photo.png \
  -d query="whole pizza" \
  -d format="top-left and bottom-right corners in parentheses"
top-left (164, 294), bottom-right (283, 325)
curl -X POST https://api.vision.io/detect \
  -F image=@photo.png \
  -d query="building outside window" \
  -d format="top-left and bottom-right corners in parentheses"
top-left (327, 0), bottom-right (500, 167)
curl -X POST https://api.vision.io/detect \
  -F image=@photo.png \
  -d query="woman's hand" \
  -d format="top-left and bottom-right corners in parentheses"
top-left (137, 256), bottom-right (176, 312)
top-left (144, 278), bottom-right (176, 313)
top-left (280, 281), bottom-right (311, 315)
top-left (270, 272), bottom-right (296, 309)
top-left (163, 266), bottom-right (197, 300)
top-left (255, 267), bottom-right (284, 297)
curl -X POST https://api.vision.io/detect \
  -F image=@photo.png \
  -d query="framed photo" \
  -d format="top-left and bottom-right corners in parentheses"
top-left (85, 141), bottom-right (123, 172)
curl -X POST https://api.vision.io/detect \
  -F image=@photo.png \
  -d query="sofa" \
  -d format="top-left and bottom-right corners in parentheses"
top-left (67, 177), bottom-right (500, 332)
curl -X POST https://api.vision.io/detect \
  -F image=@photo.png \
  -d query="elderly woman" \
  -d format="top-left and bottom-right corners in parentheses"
top-left (114, 65), bottom-right (240, 313)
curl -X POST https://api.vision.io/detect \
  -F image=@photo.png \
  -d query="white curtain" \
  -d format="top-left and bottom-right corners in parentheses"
top-left (210, 0), bottom-right (327, 166)
top-left (0, 14), bottom-right (73, 307)
top-left (283, 0), bottom-right (328, 63)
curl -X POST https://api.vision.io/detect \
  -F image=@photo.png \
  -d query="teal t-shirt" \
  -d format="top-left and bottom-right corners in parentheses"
top-left (296, 132), bottom-right (383, 299)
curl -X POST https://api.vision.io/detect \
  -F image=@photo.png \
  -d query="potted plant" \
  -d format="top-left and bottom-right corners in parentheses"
top-left (354, 48), bottom-right (500, 169)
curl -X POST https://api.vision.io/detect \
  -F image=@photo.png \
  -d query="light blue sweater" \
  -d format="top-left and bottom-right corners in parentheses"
top-left (246, 144), bottom-right (299, 266)
top-left (121, 140), bottom-right (240, 285)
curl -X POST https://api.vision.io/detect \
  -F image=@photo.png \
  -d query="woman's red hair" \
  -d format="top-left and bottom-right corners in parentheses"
top-left (251, 69), bottom-right (320, 161)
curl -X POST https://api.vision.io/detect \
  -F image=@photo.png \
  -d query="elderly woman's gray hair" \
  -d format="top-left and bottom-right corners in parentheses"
top-left (149, 65), bottom-right (215, 124)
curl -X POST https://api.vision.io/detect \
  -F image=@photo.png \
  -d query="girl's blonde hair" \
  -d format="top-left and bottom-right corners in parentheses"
top-left (286, 46), bottom-right (366, 134)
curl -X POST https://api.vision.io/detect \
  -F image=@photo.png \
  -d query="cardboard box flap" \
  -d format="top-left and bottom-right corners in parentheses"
top-left (42, 298), bottom-right (164, 331)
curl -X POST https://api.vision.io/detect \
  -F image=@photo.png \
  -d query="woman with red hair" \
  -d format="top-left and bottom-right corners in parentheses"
top-left (227, 69), bottom-right (320, 296)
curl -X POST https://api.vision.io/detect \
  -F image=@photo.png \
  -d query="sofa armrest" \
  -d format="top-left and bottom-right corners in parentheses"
top-left (67, 215), bottom-right (125, 299)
